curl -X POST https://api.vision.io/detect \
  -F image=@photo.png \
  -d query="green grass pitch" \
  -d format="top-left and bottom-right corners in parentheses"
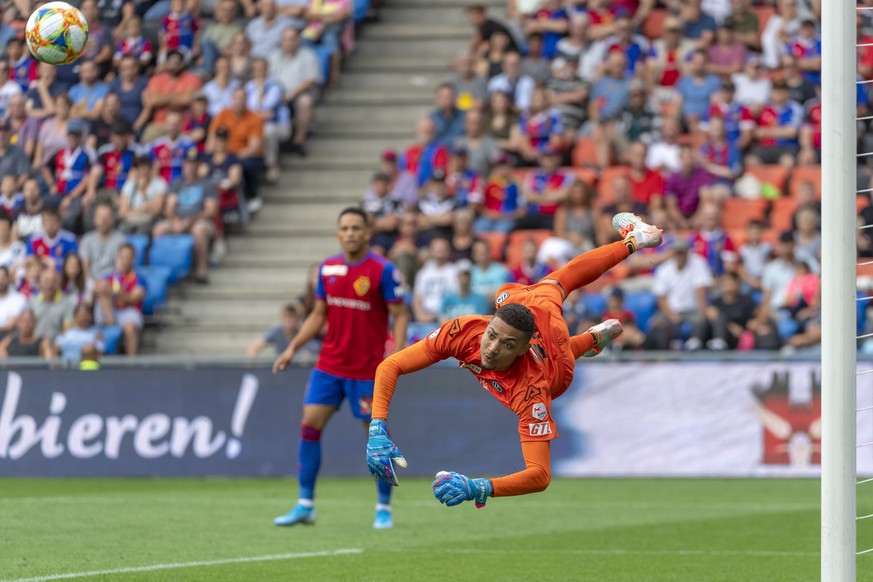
top-left (1, 477), bottom-right (870, 581)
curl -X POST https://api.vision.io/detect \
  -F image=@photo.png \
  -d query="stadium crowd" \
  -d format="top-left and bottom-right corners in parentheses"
top-left (0, 0), bottom-right (362, 361)
top-left (311, 0), bottom-right (858, 357)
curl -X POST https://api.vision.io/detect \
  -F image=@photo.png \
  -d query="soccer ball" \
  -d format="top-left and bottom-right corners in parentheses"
top-left (25, 2), bottom-right (88, 65)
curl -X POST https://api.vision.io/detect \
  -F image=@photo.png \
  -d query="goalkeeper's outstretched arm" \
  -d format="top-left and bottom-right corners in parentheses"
top-left (371, 342), bottom-right (441, 421)
top-left (490, 440), bottom-right (551, 496)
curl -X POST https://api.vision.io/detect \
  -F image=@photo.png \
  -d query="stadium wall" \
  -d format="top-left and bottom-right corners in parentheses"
top-left (0, 363), bottom-right (864, 478)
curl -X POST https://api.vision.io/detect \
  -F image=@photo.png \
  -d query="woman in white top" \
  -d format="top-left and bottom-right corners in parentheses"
top-left (119, 157), bottom-right (168, 234)
top-left (32, 94), bottom-right (72, 169)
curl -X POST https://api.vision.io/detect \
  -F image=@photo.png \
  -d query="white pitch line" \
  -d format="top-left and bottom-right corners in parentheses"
top-left (439, 548), bottom-right (818, 558)
top-left (4, 549), bottom-right (363, 582)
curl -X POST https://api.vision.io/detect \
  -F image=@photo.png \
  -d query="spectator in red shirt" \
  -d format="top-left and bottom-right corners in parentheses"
top-left (748, 81), bottom-right (804, 167)
top-left (601, 287), bottom-right (646, 350)
top-left (647, 16), bottom-right (694, 104)
top-left (402, 118), bottom-right (449, 188)
top-left (94, 243), bottom-right (145, 356)
top-left (799, 87), bottom-right (822, 165)
top-left (44, 120), bottom-right (97, 231)
top-left (473, 154), bottom-right (526, 234)
top-left (510, 237), bottom-right (548, 285)
top-left (141, 50), bottom-right (203, 133)
top-left (626, 141), bottom-right (664, 207)
top-left (690, 203), bottom-right (736, 277)
top-left (515, 148), bottom-right (573, 230)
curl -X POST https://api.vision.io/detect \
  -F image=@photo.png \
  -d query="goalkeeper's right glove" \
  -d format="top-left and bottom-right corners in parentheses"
top-left (366, 419), bottom-right (407, 486)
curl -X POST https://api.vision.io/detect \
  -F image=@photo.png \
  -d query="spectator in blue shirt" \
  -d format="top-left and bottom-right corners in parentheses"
top-left (438, 260), bottom-right (491, 321)
top-left (68, 60), bottom-right (109, 122)
top-left (682, 0), bottom-right (717, 49)
top-left (430, 83), bottom-right (466, 146)
top-left (588, 50), bottom-right (631, 123)
top-left (469, 237), bottom-right (510, 303)
top-left (674, 50), bottom-right (722, 132)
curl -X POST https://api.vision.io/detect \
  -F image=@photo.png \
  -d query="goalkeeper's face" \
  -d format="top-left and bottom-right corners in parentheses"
top-left (479, 318), bottom-right (531, 372)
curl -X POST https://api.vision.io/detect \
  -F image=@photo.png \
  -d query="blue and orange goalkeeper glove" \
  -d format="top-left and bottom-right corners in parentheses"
top-left (366, 419), bottom-right (407, 486)
top-left (432, 471), bottom-right (493, 508)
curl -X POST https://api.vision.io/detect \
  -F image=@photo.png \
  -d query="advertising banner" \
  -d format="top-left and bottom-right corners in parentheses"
top-left (0, 362), bottom-right (865, 478)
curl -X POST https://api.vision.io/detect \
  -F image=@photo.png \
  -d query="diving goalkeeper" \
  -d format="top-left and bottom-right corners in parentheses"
top-left (366, 213), bottom-right (662, 508)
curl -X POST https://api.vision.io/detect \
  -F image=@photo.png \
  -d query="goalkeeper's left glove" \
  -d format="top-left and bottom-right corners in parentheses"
top-left (432, 471), bottom-right (493, 508)
top-left (366, 419), bottom-right (407, 486)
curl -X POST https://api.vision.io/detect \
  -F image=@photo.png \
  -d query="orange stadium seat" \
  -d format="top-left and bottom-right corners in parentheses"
top-left (571, 138), bottom-right (598, 168)
top-left (789, 165), bottom-right (822, 199)
top-left (769, 198), bottom-right (797, 232)
top-left (511, 168), bottom-right (530, 184)
top-left (759, 228), bottom-right (780, 246)
top-left (727, 228), bottom-right (748, 250)
top-left (477, 231), bottom-right (507, 261)
top-left (505, 229), bottom-right (552, 269)
top-left (745, 164), bottom-right (789, 197)
top-left (721, 198), bottom-right (768, 230)
top-left (751, 6), bottom-right (775, 39)
top-left (642, 9), bottom-right (668, 40)
top-left (596, 165), bottom-right (629, 208)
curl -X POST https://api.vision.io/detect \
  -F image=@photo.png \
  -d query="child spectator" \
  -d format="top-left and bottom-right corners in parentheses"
top-left (94, 244), bottom-right (145, 356)
top-left (26, 209), bottom-right (78, 271)
top-left (60, 253), bottom-right (93, 306)
top-left (160, 0), bottom-right (200, 63)
top-left (602, 287), bottom-right (646, 350)
top-left (246, 302), bottom-right (309, 358)
top-left (114, 16), bottom-right (153, 67)
top-left (53, 302), bottom-right (103, 362)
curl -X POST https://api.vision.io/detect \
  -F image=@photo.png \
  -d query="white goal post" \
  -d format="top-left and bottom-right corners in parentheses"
top-left (821, 0), bottom-right (858, 579)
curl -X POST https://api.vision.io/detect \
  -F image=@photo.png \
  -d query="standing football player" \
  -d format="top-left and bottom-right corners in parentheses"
top-left (273, 207), bottom-right (409, 528)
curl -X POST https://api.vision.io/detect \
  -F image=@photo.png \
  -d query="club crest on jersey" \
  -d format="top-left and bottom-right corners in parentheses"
top-left (495, 291), bottom-right (509, 304)
top-left (353, 276), bottom-right (371, 297)
top-left (532, 402), bottom-right (547, 421)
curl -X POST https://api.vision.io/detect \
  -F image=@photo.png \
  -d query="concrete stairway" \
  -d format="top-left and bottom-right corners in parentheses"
top-left (152, 0), bottom-right (501, 356)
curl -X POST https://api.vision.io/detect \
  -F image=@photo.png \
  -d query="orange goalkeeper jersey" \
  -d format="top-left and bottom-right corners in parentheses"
top-left (375, 314), bottom-right (562, 443)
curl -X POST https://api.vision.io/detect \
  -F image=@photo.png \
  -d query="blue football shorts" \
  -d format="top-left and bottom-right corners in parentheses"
top-left (303, 368), bottom-right (375, 420)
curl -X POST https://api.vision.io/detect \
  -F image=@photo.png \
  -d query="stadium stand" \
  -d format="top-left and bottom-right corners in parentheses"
top-left (0, 0), bottom-right (857, 359)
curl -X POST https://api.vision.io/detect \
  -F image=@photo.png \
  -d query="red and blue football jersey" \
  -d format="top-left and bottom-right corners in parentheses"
top-left (115, 36), bottom-right (154, 63)
top-left (150, 135), bottom-right (196, 184)
top-left (754, 101), bottom-right (804, 148)
top-left (402, 142), bottom-right (449, 187)
top-left (315, 252), bottom-right (403, 380)
top-left (162, 11), bottom-right (198, 51)
top-left (52, 147), bottom-right (95, 195)
top-left (97, 145), bottom-right (136, 190)
top-left (10, 56), bottom-right (37, 92)
top-left (482, 177), bottom-right (521, 216)
top-left (524, 169), bottom-right (574, 215)
top-left (27, 230), bottom-right (78, 269)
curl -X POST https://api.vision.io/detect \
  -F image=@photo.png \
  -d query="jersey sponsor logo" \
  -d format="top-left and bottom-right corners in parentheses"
top-left (524, 385), bottom-right (542, 401)
top-left (529, 422), bottom-right (552, 436)
top-left (490, 380), bottom-right (504, 394)
top-left (322, 265), bottom-right (348, 276)
top-left (448, 319), bottom-right (461, 338)
top-left (325, 296), bottom-right (371, 311)
top-left (532, 402), bottom-right (547, 421)
top-left (495, 291), bottom-right (509, 304)
top-left (353, 276), bottom-right (371, 297)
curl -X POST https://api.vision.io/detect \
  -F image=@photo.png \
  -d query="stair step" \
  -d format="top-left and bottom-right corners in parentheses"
top-left (322, 89), bottom-right (433, 106)
top-left (386, 0), bottom-right (502, 7)
top-left (149, 330), bottom-right (257, 356)
top-left (172, 300), bottom-right (290, 321)
top-left (361, 23), bottom-right (470, 41)
top-left (377, 6), bottom-right (477, 24)
top-left (222, 255), bottom-right (317, 269)
top-left (317, 103), bottom-right (428, 126)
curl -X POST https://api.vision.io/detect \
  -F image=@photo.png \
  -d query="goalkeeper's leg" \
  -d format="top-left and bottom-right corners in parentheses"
top-left (541, 213), bottom-right (662, 299)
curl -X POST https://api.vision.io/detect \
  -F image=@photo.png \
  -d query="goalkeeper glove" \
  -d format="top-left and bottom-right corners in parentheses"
top-left (366, 419), bottom-right (407, 486)
top-left (432, 471), bottom-right (493, 508)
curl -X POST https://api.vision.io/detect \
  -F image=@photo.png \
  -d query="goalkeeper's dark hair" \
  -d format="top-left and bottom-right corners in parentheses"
top-left (494, 303), bottom-right (536, 340)
top-left (337, 207), bottom-right (370, 225)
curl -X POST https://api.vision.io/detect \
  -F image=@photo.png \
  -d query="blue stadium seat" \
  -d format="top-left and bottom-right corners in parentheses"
top-left (624, 291), bottom-right (658, 333)
top-left (137, 265), bottom-right (172, 315)
top-left (354, 0), bottom-right (370, 22)
top-left (126, 234), bottom-right (149, 267)
top-left (310, 43), bottom-right (335, 86)
top-left (580, 293), bottom-right (607, 318)
top-left (148, 235), bottom-right (194, 283)
top-left (101, 326), bottom-right (123, 354)
top-left (777, 318), bottom-right (800, 341)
